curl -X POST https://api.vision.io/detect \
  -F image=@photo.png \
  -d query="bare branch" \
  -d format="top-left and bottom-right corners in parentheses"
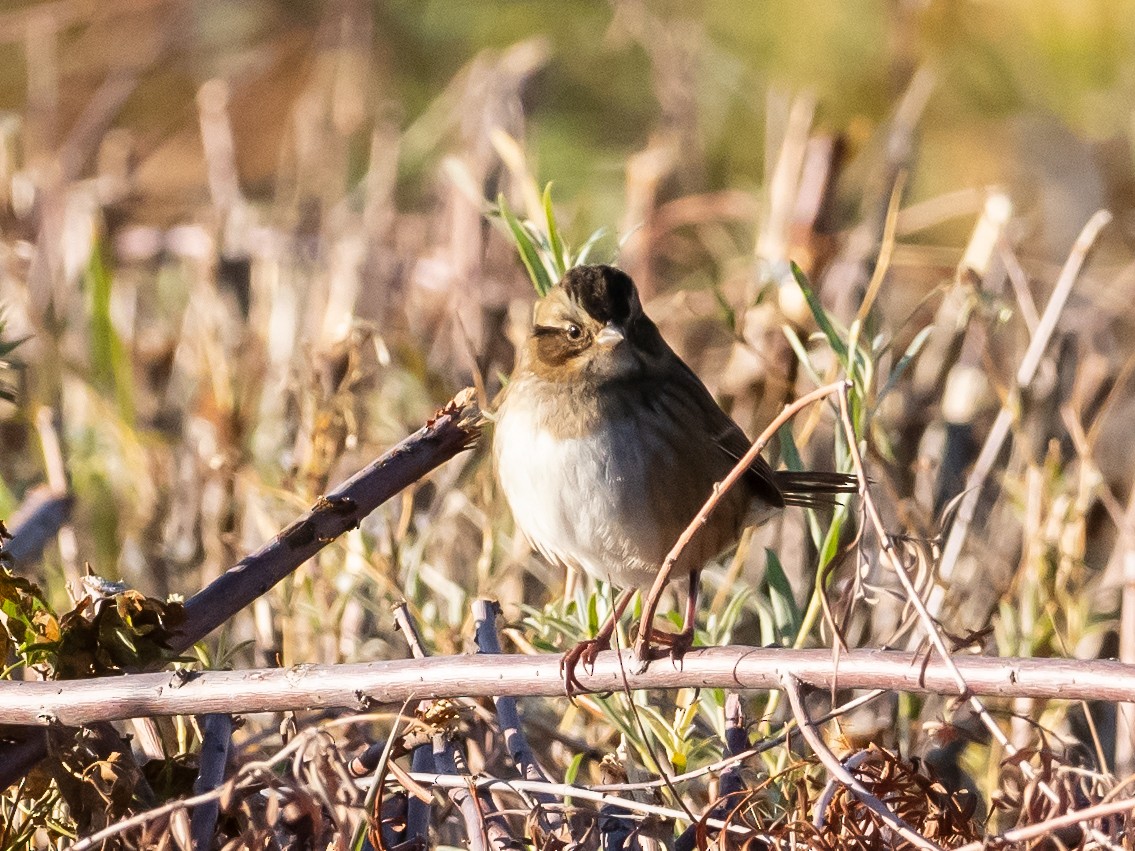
top-left (176, 389), bottom-right (483, 651)
top-left (3, 647), bottom-right (1135, 727)
top-left (0, 389), bottom-right (483, 789)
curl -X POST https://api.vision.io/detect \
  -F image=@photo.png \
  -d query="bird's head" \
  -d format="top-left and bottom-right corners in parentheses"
top-left (521, 265), bottom-right (668, 384)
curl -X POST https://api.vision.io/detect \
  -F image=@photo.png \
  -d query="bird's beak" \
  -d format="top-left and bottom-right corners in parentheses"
top-left (594, 323), bottom-right (625, 348)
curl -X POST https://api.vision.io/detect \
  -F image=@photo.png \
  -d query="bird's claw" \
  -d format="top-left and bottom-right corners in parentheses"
top-left (560, 637), bottom-right (608, 700)
top-left (643, 627), bottom-right (695, 665)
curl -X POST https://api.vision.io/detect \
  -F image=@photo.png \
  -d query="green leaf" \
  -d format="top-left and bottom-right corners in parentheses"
top-left (497, 194), bottom-right (554, 296)
top-left (0, 334), bottom-right (29, 359)
top-left (563, 752), bottom-right (585, 786)
top-left (765, 550), bottom-right (801, 640)
top-left (542, 183), bottom-right (567, 278)
top-left (790, 261), bottom-right (848, 362)
top-left (778, 424), bottom-right (803, 472)
top-left (711, 285), bottom-right (737, 334)
top-left (586, 590), bottom-right (599, 635)
top-left (87, 236), bottom-right (135, 423)
top-left (781, 325), bottom-right (824, 388)
top-left (874, 325), bottom-right (933, 409)
top-left (575, 226), bottom-right (608, 266)
top-left (754, 594), bottom-right (776, 646)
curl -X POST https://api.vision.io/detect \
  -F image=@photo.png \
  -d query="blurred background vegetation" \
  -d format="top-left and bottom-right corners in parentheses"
top-left (2, 0), bottom-right (1135, 846)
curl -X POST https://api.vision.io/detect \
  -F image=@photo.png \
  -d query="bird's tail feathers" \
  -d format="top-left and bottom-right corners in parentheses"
top-left (774, 471), bottom-right (859, 508)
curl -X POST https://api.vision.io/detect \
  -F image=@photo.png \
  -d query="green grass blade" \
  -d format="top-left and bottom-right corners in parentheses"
top-left (790, 261), bottom-right (848, 362)
top-left (542, 182), bottom-right (568, 278)
top-left (497, 194), bottom-right (555, 296)
top-left (873, 325), bottom-right (933, 410)
top-left (574, 226), bottom-right (608, 267)
top-left (765, 549), bottom-right (801, 640)
top-left (87, 236), bottom-right (135, 424)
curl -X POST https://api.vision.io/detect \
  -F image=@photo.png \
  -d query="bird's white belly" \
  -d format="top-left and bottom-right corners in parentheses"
top-left (494, 403), bottom-right (659, 587)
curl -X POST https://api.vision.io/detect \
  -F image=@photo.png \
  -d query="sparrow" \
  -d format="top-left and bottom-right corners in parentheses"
top-left (493, 264), bottom-right (855, 693)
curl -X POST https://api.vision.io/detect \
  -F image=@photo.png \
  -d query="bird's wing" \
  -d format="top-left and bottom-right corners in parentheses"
top-left (669, 357), bottom-right (786, 508)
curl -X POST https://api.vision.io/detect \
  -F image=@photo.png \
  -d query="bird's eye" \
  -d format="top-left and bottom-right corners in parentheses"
top-left (566, 324), bottom-right (583, 341)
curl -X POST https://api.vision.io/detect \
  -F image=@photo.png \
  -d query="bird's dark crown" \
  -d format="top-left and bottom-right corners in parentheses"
top-left (561, 265), bottom-right (637, 326)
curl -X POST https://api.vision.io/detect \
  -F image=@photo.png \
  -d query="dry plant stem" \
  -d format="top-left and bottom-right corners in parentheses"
top-left (398, 601), bottom-right (514, 848)
top-left (33, 406), bottom-right (80, 587)
top-left (392, 600), bottom-right (435, 844)
top-left (432, 735), bottom-right (491, 851)
top-left (675, 692), bottom-right (749, 848)
top-left (7, 648), bottom-right (1135, 726)
top-left (837, 386), bottom-right (1120, 849)
top-left (385, 775), bottom-right (758, 841)
top-left (189, 713), bottom-right (232, 851)
top-left (72, 780), bottom-right (254, 851)
top-left (407, 746), bottom-right (435, 844)
top-left (393, 601), bottom-right (429, 660)
top-left (472, 599), bottom-right (562, 823)
top-left (1113, 477), bottom-right (1135, 775)
top-left (3, 485), bottom-right (73, 567)
top-left (930, 209), bottom-right (1112, 615)
top-left (0, 390), bottom-right (481, 790)
top-left (632, 380), bottom-right (849, 664)
top-left (350, 697), bottom-right (419, 851)
top-left (73, 758), bottom-right (766, 851)
top-left (780, 674), bottom-right (941, 851)
top-left (1122, 546), bottom-right (1135, 771)
top-left (593, 688), bottom-right (888, 793)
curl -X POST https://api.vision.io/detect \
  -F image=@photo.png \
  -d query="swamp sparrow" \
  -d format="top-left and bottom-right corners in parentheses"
top-left (493, 265), bottom-right (855, 692)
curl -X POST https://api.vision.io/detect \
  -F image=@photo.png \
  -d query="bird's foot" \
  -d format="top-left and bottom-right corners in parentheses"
top-left (627, 625), bottom-right (694, 674)
top-left (644, 626), bottom-right (695, 664)
top-left (560, 636), bottom-right (610, 699)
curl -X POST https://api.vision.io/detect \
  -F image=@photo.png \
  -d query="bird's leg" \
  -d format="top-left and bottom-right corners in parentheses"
top-left (632, 555), bottom-right (677, 665)
top-left (561, 587), bottom-right (635, 698)
top-left (642, 570), bottom-right (699, 660)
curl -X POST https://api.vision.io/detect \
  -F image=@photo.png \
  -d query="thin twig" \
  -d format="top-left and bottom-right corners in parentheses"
top-left (378, 774), bottom-right (759, 841)
top-left (952, 794), bottom-right (1135, 851)
top-left (391, 599), bottom-right (435, 847)
top-left (348, 697), bottom-right (418, 851)
top-left (393, 601), bottom-right (429, 660)
top-left (592, 688), bottom-right (888, 792)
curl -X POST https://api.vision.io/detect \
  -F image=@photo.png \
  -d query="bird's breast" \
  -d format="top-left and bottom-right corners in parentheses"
top-left (493, 385), bottom-right (749, 588)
